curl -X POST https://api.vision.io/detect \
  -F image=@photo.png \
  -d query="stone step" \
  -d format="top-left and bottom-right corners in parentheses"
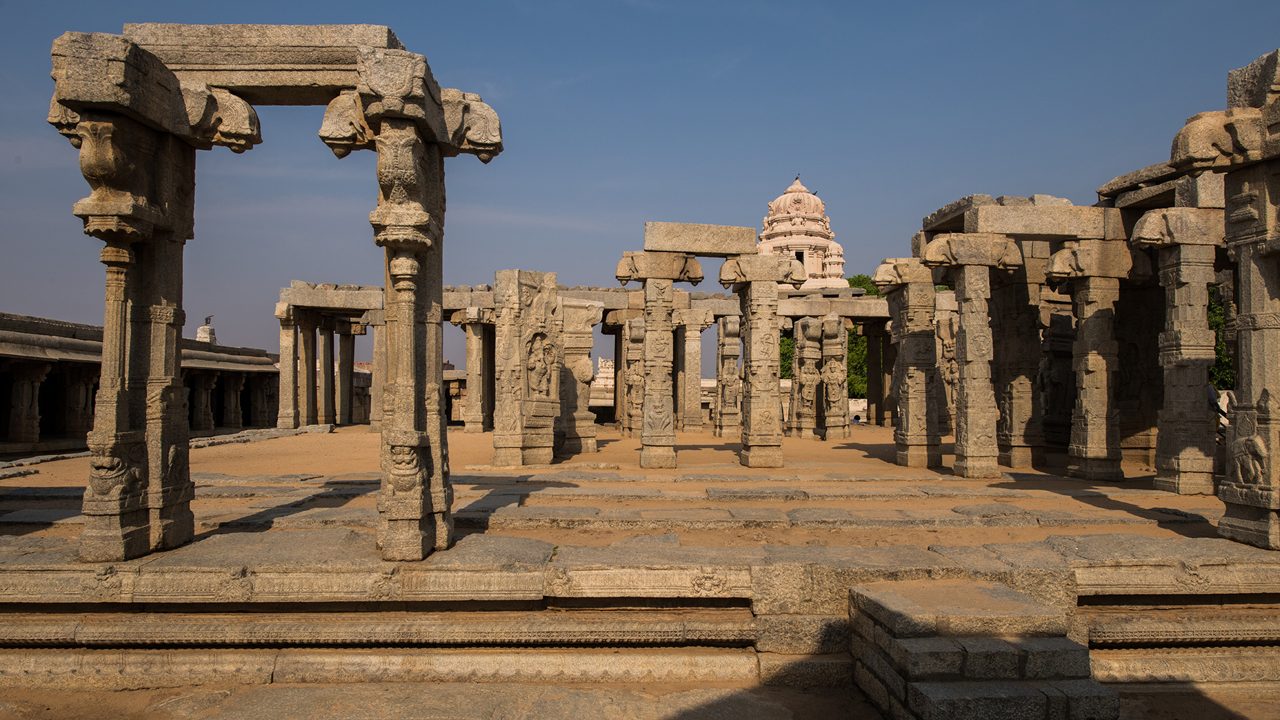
top-left (0, 647), bottom-right (764, 689)
top-left (0, 608), bottom-right (756, 648)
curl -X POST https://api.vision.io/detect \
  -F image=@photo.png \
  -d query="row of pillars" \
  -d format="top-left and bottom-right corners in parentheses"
top-left (276, 310), bottom-right (364, 429)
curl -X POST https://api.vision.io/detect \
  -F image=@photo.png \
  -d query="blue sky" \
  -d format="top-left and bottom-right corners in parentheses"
top-left (2, 0), bottom-right (1278, 368)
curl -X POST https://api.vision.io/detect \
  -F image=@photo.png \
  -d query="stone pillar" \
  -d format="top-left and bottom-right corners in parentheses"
top-left (369, 318), bottom-right (385, 432)
top-left (674, 308), bottom-right (712, 431)
top-left (935, 292), bottom-right (959, 435)
top-left (865, 325), bottom-right (885, 426)
top-left (220, 373), bottom-right (243, 430)
top-left (297, 313), bottom-right (317, 426)
top-left (189, 373), bottom-right (216, 432)
top-left (623, 318), bottom-right (646, 438)
top-left (337, 331), bottom-right (355, 425)
top-left (720, 254), bottom-right (805, 467)
top-left (616, 251), bottom-right (704, 468)
top-left (317, 322), bottom-right (335, 425)
top-left (874, 258), bottom-right (942, 467)
top-left (450, 307), bottom-right (494, 433)
top-left (819, 315), bottom-right (850, 440)
top-left (1134, 208), bottom-right (1224, 495)
top-left (1047, 241), bottom-right (1134, 481)
top-left (7, 363), bottom-right (50, 444)
top-left (714, 315), bottom-right (742, 438)
top-left (921, 233), bottom-right (1023, 478)
top-left (276, 309), bottom-right (299, 429)
top-left (991, 259), bottom-right (1047, 468)
top-left (557, 298), bottom-right (604, 455)
top-left (788, 317), bottom-right (822, 439)
top-left (492, 270), bottom-right (562, 466)
top-left (63, 365), bottom-right (96, 438)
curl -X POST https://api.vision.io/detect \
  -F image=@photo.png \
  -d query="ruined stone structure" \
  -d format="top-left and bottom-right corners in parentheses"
top-left (49, 23), bottom-right (501, 561)
top-left (492, 271), bottom-right (561, 466)
top-left (757, 177), bottom-right (847, 289)
top-left (275, 281), bottom-right (380, 430)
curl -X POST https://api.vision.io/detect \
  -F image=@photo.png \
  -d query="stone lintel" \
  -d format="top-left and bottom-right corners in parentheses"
top-left (559, 287), bottom-right (631, 310)
top-left (1132, 208), bottom-right (1226, 248)
top-left (122, 24), bottom-right (403, 107)
top-left (690, 295), bottom-right (740, 318)
top-left (279, 281), bottom-right (383, 312)
top-left (50, 32), bottom-right (190, 137)
top-left (616, 251), bottom-right (703, 285)
top-left (962, 205), bottom-right (1119, 240)
top-left (673, 307), bottom-right (714, 329)
top-left (642, 222), bottom-right (757, 257)
top-left (921, 195), bottom-right (996, 232)
top-left (448, 307), bottom-right (495, 326)
top-left (602, 308), bottom-right (643, 328)
top-left (1097, 161), bottom-right (1181, 198)
top-left (719, 255), bottom-right (805, 287)
top-left (872, 258), bottom-right (933, 290)
top-left (777, 297), bottom-right (890, 320)
top-left (920, 233), bottom-right (1022, 270)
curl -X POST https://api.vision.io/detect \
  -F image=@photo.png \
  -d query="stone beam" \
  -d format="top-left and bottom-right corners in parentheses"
top-left (642, 222), bottom-right (757, 257)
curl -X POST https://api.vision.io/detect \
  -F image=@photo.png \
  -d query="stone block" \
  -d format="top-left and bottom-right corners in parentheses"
top-left (956, 637), bottom-right (1021, 680)
top-left (851, 637), bottom-right (907, 699)
top-left (1042, 679), bottom-right (1119, 720)
top-left (1015, 637), bottom-right (1091, 680)
top-left (908, 681), bottom-right (1047, 720)
top-left (757, 652), bottom-right (852, 688)
top-left (851, 580), bottom-right (1066, 639)
top-left (642, 222), bottom-right (757, 257)
top-left (885, 636), bottom-right (965, 680)
top-left (756, 615), bottom-right (851, 654)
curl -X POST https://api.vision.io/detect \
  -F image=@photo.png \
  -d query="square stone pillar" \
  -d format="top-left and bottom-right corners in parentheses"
top-left (1047, 240), bottom-right (1135, 481)
top-left (921, 233), bottom-right (1024, 478)
top-left (1134, 208), bottom-right (1224, 495)
top-left (369, 318), bottom-right (385, 433)
top-left (63, 365), bottom-right (96, 438)
top-left (991, 262), bottom-right (1047, 468)
top-left (297, 313), bottom-right (318, 426)
top-left (318, 324), bottom-right (335, 425)
top-left (337, 331), bottom-right (355, 425)
top-left (720, 254), bottom-right (805, 467)
top-left (449, 307), bottom-right (494, 433)
top-left (674, 308), bottom-right (712, 432)
top-left (623, 317), bottom-right (646, 438)
top-left (189, 372), bottom-right (217, 432)
top-left (275, 309), bottom-right (299, 429)
top-left (865, 324), bottom-right (885, 426)
top-left (819, 314), bottom-right (850, 440)
top-left (557, 298), bottom-right (604, 455)
top-left (221, 372), bottom-right (245, 431)
top-left (714, 315), bottom-right (742, 438)
top-left (492, 270), bottom-right (562, 466)
top-left (616, 250), bottom-right (704, 468)
top-left (874, 259), bottom-right (942, 467)
top-left (788, 317), bottom-right (822, 439)
top-left (6, 363), bottom-right (50, 444)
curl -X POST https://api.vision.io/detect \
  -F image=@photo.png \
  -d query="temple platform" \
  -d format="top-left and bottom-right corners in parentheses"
top-left (1, 426), bottom-right (1278, 718)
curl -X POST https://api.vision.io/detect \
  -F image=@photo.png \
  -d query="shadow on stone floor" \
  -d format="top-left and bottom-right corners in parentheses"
top-left (995, 473), bottom-right (1220, 540)
top-left (198, 478), bottom-right (380, 539)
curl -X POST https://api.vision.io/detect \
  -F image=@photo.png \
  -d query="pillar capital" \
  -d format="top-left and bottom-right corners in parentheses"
top-left (920, 233), bottom-right (1022, 270)
top-left (1132, 207), bottom-right (1225, 248)
top-left (616, 251), bottom-right (703, 285)
top-left (719, 254), bottom-right (804, 287)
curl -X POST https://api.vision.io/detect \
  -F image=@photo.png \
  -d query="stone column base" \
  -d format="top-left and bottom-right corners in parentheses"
top-left (713, 425), bottom-right (740, 439)
top-left (1067, 457), bottom-right (1123, 481)
top-left (897, 445), bottom-right (939, 468)
top-left (492, 448), bottom-right (524, 467)
top-left (739, 446), bottom-right (783, 468)
top-left (1218, 503), bottom-right (1280, 550)
top-left (822, 426), bottom-right (850, 441)
top-left (999, 445), bottom-right (1042, 469)
top-left (640, 445), bottom-right (676, 469)
top-left (463, 421), bottom-right (485, 434)
top-left (954, 457), bottom-right (1001, 479)
top-left (1153, 472), bottom-right (1215, 496)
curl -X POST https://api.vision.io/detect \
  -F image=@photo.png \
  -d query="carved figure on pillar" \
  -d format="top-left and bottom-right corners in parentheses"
top-left (492, 270), bottom-right (562, 466)
top-left (714, 316), bottom-right (742, 438)
top-left (623, 318), bottom-right (646, 438)
top-left (819, 315), bottom-right (850, 440)
top-left (788, 317), bottom-right (822, 439)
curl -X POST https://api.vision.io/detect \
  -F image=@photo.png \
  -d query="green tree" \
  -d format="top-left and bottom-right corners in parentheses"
top-left (779, 332), bottom-right (794, 380)
top-left (1209, 285), bottom-right (1235, 390)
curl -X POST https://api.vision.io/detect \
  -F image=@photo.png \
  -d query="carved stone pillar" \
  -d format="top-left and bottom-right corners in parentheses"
top-left (1163, 53), bottom-right (1280, 546)
top-left (819, 314), bottom-right (850, 440)
top-left (1134, 208), bottom-right (1224, 495)
top-left (1047, 240), bottom-right (1134, 481)
top-left (276, 309), bottom-right (299, 429)
top-left (557, 298), bottom-right (604, 455)
top-left (623, 318), bottom-right (645, 438)
top-left (874, 258), bottom-right (942, 467)
top-left (922, 233), bottom-right (1023, 478)
top-left (788, 317), bottom-right (822, 439)
top-left (318, 324), bottom-right (335, 425)
top-left (7, 363), bottom-right (50, 444)
top-left (189, 373), bottom-right (216, 432)
top-left (369, 319), bottom-right (385, 432)
top-left (616, 251), bottom-right (703, 468)
top-left (449, 307), bottom-right (494, 433)
top-left (492, 270), bottom-right (562, 466)
top-left (297, 313), bottom-right (317, 426)
top-left (720, 254), bottom-right (805, 467)
top-left (714, 315), bottom-right (742, 438)
top-left (674, 308), bottom-right (712, 432)
top-left (63, 365), bottom-right (96, 438)
top-left (337, 331), bottom-right (355, 425)
top-left (865, 325), bottom-right (885, 426)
